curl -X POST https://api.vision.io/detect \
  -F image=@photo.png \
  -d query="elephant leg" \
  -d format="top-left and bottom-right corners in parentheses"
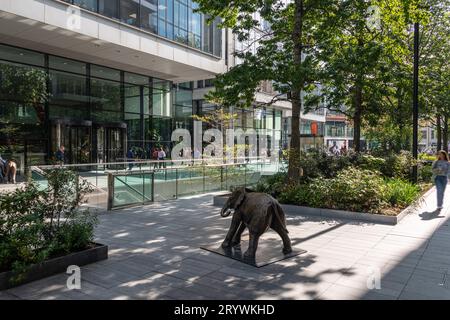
top-left (231, 222), bottom-right (246, 246)
top-left (271, 222), bottom-right (292, 254)
top-left (244, 232), bottom-right (260, 259)
top-left (222, 214), bottom-right (241, 248)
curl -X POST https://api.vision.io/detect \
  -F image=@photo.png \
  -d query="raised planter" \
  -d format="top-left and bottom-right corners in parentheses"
top-left (0, 243), bottom-right (108, 290)
top-left (213, 187), bottom-right (434, 225)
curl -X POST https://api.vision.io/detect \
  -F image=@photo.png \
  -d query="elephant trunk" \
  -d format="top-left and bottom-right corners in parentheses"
top-left (220, 206), bottom-right (232, 217)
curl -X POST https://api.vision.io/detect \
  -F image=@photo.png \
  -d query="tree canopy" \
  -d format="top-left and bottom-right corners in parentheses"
top-left (195, 0), bottom-right (450, 177)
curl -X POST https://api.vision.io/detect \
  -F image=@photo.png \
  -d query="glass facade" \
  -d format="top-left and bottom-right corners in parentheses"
top-left (194, 100), bottom-right (283, 153)
top-left (325, 121), bottom-right (353, 138)
top-left (0, 43), bottom-right (184, 172)
top-left (60, 0), bottom-right (222, 56)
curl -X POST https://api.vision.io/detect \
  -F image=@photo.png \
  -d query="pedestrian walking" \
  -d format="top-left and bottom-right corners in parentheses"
top-left (432, 150), bottom-right (450, 211)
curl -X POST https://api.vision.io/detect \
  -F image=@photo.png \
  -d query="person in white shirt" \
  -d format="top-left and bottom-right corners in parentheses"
top-left (158, 148), bottom-right (166, 168)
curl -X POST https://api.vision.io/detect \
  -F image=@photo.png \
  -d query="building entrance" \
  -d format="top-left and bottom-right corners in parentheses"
top-left (93, 124), bottom-right (126, 164)
top-left (51, 120), bottom-right (126, 165)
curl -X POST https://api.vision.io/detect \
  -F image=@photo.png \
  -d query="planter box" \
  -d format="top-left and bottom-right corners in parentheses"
top-left (213, 187), bottom-right (434, 225)
top-left (0, 243), bottom-right (108, 290)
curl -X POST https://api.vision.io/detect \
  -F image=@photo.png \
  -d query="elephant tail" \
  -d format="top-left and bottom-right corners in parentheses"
top-left (272, 202), bottom-right (289, 234)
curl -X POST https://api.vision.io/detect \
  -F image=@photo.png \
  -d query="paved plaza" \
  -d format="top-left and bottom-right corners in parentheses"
top-left (1, 187), bottom-right (450, 300)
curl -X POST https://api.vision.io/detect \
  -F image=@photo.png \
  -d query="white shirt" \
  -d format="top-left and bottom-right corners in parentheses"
top-left (158, 150), bottom-right (166, 159)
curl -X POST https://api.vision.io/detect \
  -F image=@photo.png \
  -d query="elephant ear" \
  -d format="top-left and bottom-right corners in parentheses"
top-left (234, 188), bottom-right (246, 209)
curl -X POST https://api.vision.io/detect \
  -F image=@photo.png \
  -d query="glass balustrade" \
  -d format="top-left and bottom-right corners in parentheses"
top-left (30, 158), bottom-right (286, 210)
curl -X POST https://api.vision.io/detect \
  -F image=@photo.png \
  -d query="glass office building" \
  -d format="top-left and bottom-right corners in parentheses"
top-left (0, 1), bottom-right (287, 176)
top-left (0, 43), bottom-right (193, 172)
top-left (61, 0), bottom-right (222, 57)
top-left (0, 43), bottom-right (283, 174)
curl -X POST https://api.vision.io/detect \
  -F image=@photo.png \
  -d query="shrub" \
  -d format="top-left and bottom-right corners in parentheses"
top-left (279, 167), bottom-right (388, 213)
top-left (419, 153), bottom-right (436, 162)
top-left (0, 169), bottom-right (96, 277)
top-left (354, 154), bottom-right (386, 172)
top-left (256, 172), bottom-right (287, 197)
top-left (381, 151), bottom-right (416, 179)
top-left (418, 163), bottom-right (433, 182)
top-left (383, 178), bottom-right (421, 208)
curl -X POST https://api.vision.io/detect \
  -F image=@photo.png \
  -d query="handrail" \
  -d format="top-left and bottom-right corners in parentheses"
top-left (107, 161), bottom-right (271, 177)
top-left (114, 176), bottom-right (152, 202)
top-left (30, 156), bottom-right (278, 170)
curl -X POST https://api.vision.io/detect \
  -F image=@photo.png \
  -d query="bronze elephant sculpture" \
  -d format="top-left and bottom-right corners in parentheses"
top-left (220, 188), bottom-right (292, 259)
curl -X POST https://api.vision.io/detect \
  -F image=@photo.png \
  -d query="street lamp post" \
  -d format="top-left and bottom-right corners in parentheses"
top-left (412, 22), bottom-right (420, 183)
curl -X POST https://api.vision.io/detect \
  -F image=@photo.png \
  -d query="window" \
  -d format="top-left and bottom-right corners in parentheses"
top-left (189, 10), bottom-right (202, 49)
top-left (0, 44), bottom-right (45, 66)
top-left (275, 111), bottom-right (282, 130)
top-left (173, 0), bottom-right (189, 44)
top-left (266, 109), bottom-right (274, 130)
top-left (140, 0), bottom-right (158, 33)
top-left (125, 113), bottom-right (141, 141)
top-left (213, 17), bottom-right (222, 57)
top-left (204, 78), bottom-right (215, 87)
top-left (73, 0), bottom-right (98, 12)
top-left (49, 56), bottom-right (87, 75)
top-left (90, 78), bottom-right (122, 112)
top-left (152, 81), bottom-right (172, 117)
top-left (0, 61), bottom-right (47, 103)
top-left (120, 0), bottom-right (140, 27)
top-left (124, 72), bottom-right (149, 85)
top-left (99, 0), bottom-right (119, 19)
top-left (49, 70), bottom-right (88, 108)
top-left (91, 65), bottom-right (121, 81)
top-left (202, 15), bottom-right (213, 53)
top-left (124, 85), bottom-right (141, 114)
top-left (61, 0), bottom-right (222, 56)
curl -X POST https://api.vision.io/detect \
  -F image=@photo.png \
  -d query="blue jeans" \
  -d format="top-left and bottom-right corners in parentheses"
top-left (435, 176), bottom-right (448, 208)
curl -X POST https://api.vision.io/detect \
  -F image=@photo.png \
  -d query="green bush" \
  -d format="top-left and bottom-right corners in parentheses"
top-left (381, 151), bottom-right (416, 179)
top-left (419, 153), bottom-right (436, 162)
top-left (383, 178), bottom-right (421, 208)
top-left (0, 169), bottom-right (96, 278)
top-left (418, 163), bottom-right (433, 183)
top-left (279, 167), bottom-right (387, 213)
top-left (52, 213), bottom-right (97, 255)
top-left (354, 154), bottom-right (386, 172)
top-left (256, 172), bottom-right (287, 197)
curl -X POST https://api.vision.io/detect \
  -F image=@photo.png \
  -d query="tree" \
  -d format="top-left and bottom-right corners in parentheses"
top-left (305, 0), bottom-right (417, 152)
top-left (195, 0), bottom-right (332, 180)
top-left (419, 0), bottom-right (450, 151)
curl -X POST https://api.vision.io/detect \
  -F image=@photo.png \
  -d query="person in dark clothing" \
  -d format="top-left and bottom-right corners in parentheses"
top-left (55, 146), bottom-right (66, 164)
top-left (127, 148), bottom-right (134, 170)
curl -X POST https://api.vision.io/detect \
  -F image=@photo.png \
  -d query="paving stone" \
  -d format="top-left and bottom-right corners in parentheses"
top-left (7, 191), bottom-right (450, 300)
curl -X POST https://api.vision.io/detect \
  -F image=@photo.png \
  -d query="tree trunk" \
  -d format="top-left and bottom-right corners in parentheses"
top-left (287, 0), bottom-right (304, 180)
top-left (437, 114), bottom-right (442, 151)
top-left (353, 84), bottom-right (363, 153)
top-left (443, 116), bottom-right (448, 153)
